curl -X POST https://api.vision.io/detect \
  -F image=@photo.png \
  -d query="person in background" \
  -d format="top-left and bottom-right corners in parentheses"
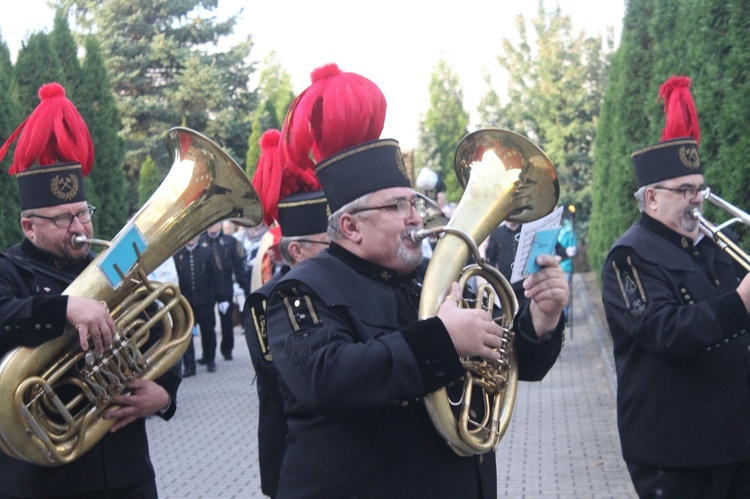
top-left (244, 128), bottom-right (330, 498)
top-left (234, 223), bottom-right (269, 287)
top-left (602, 76), bottom-right (750, 497)
top-left (0, 82), bottom-right (180, 498)
top-left (201, 221), bottom-right (248, 361)
top-left (486, 220), bottom-right (527, 306)
top-left (556, 214), bottom-right (577, 322)
top-left (265, 63), bottom-right (567, 499)
top-left (173, 234), bottom-right (227, 375)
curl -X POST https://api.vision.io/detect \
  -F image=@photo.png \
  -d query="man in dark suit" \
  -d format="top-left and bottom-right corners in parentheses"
top-left (601, 76), bottom-right (750, 497)
top-left (202, 221), bottom-right (248, 361)
top-left (485, 220), bottom-right (527, 306)
top-left (174, 235), bottom-right (228, 374)
top-left (0, 82), bottom-right (180, 498)
top-left (244, 128), bottom-right (330, 498)
top-left (264, 64), bottom-right (568, 498)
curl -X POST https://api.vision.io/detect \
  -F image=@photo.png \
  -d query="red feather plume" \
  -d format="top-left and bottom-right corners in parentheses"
top-left (252, 129), bottom-right (322, 227)
top-left (0, 82), bottom-right (94, 175)
top-left (281, 63), bottom-right (386, 172)
top-left (252, 129), bottom-right (283, 227)
top-left (658, 75), bottom-right (700, 146)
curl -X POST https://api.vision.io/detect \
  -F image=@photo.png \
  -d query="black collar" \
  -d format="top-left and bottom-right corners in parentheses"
top-left (327, 243), bottom-right (417, 288)
top-left (20, 238), bottom-right (92, 279)
top-left (640, 213), bottom-right (695, 254)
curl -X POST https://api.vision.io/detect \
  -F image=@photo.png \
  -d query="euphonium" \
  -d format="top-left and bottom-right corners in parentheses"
top-left (414, 128), bottom-right (559, 456)
top-left (0, 127), bottom-right (262, 466)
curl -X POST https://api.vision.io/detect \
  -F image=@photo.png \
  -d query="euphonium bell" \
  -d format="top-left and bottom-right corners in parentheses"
top-left (414, 128), bottom-right (559, 456)
top-left (0, 127), bottom-right (262, 466)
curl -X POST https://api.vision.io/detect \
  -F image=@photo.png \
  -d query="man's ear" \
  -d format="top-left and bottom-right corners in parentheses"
top-left (645, 187), bottom-right (658, 211)
top-left (20, 218), bottom-right (35, 240)
top-left (339, 213), bottom-right (362, 244)
top-left (287, 241), bottom-right (305, 265)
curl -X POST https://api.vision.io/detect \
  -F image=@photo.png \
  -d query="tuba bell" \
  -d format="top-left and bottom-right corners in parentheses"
top-left (413, 128), bottom-right (559, 456)
top-left (0, 127), bottom-right (262, 466)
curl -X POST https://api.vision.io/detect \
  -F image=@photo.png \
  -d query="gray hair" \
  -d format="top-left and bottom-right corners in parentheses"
top-left (634, 185), bottom-right (651, 212)
top-left (327, 193), bottom-right (376, 242)
top-left (279, 235), bottom-right (319, 266)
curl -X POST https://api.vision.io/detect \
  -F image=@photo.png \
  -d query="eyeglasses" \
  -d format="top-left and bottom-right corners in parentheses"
top-left (351, 198), bottom-right (427, 219)
top-left (652, 185), bottom-right (706, 201)
top-left (26, 205), bottom-right (96, 228)
top-left (296, 239), bottom-right (330, 246)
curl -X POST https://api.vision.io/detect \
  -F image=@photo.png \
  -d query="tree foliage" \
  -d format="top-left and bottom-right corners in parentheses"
top-left (13, 33), bottom-right (63, 116)
top-left (478, 1), bottom-right (613, 259)
top-left (245, 52), bottom-right (295, 178)
top-left (78, 36), bottom-right (126, 238)
top-left (138, 154), bottom-right (162, 208)
top-left (588, 0), bottom-right (750, 275)
top-left (418, 59), bottom-right (470, 202)
top-left (0, 32), bottom-right (21, 248)
top-left (61, 0), bottom-right (257, 213)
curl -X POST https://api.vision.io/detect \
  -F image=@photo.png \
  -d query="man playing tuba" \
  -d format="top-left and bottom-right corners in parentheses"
top-left (0, 83), bottom-right (180, 498)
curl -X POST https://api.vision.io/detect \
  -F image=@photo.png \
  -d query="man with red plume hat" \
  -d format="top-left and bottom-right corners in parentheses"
top-left (602, 76), bottom-right (750, 497)
top-left (243, 128), bottom-right (330, 498)
top-left (264, 63), bottom-right (567, 498)
top-left (0, 83), bottom-right (180, 498)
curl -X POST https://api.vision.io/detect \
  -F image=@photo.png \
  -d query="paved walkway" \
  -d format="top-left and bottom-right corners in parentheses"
top-left (146, 272), bottom-right (637, 498)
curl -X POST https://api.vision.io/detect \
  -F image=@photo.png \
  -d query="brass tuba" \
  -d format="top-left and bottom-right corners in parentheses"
top-left (0, 127), bottom-right (262, 466)
top-left (413, 128), bottom-right (559, 456)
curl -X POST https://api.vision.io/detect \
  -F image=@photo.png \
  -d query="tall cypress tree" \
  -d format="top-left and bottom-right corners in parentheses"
top-left (0, 32), bottom-right (21, 248)
top-left (13, 33), bottom-right (64, 116)
top-left (51, 8), bottom-right (83, 99)
top-left (79, 36), bottom-right (126, 239)
top-left (588, 0), bottom-right (658, 274)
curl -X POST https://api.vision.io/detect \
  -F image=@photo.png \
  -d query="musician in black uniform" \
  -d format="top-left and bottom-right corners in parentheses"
top-left (201, 221), bottom-right (247, 361)
top-left (486, 220), bottom-right (527, 306)
top-left (173, 235), bottom-right (227, 374)
top-left (243, 128), bottom-right (330, 498)
top-left (0, 82), bottom-right (180, 498)
top-left (601, 76), bottom-right (750, 498)
top-left (264, 64), bottom-right (568, 499)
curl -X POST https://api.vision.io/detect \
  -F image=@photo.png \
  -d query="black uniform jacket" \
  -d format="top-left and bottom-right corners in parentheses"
top-left (173, 242), bottom-right (229, 307)
top-left (201, 232), bottom-right (248, 297)
top-left (0, 239), bottom-right (181, 496)
top-left (602, 214), bottom-right (750, 468)
top-left (266, 243), bottom-right (563, 499)
top-left (243, 267), bottom-right (288, 498)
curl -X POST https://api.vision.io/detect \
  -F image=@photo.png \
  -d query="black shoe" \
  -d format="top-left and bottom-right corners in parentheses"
top-left (207, 361), bottom-right (217, 372)
top-left (223, 353), bottom-right (233, 361)
top-left (182, 368), bottom-right (196, 378)
top-left (197, 358), bottom-right (207, 365)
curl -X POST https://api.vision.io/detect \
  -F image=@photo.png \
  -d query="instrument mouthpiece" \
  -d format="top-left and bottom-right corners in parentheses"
top-left (410, 229), bottom-right (427, 244)
top-left (71, 234), bottom-right (89, 248)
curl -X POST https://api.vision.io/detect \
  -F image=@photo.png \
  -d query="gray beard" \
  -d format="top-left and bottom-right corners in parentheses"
top-left (397, 242), bottom-right (424, 271)
top-left (680, 207), bottom-right (699, 233)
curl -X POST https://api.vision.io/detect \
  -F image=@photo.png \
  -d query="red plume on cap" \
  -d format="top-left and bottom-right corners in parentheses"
top-left (0, 82), bottom-right (94, 176)
top-left (658, 75), bottom-right (700, 146)
top-left (252, 129), bottom-right (322, 227)
top-left (281, 63), bottom-right (386, 172)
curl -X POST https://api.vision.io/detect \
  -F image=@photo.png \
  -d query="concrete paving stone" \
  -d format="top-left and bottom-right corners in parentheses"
top-left (146, 273), bottom-right (637, 498)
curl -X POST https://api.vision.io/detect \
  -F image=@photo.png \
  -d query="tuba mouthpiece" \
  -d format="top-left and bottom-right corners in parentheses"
top-left (71, 234), bottom-right (90, 248)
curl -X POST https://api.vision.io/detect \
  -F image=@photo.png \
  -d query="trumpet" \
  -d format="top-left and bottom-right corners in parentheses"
top-left (692, 188), bottom-right (750, 272)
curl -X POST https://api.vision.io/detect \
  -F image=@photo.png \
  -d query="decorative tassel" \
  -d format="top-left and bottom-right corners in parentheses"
top-left (281, 63), bottom-right (386, 172)
top-left (659, 75), bottom-right (700, 146)
top-left (0, 82), bottom-right (94, 175)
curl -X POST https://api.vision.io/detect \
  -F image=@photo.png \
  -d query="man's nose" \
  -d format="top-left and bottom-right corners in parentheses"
top-left (68, 214), bottom-right (87, 232)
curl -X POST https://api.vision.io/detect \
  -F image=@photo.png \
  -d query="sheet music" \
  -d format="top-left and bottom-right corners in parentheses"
top-left (510, 206), bottom-right (564, 283)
